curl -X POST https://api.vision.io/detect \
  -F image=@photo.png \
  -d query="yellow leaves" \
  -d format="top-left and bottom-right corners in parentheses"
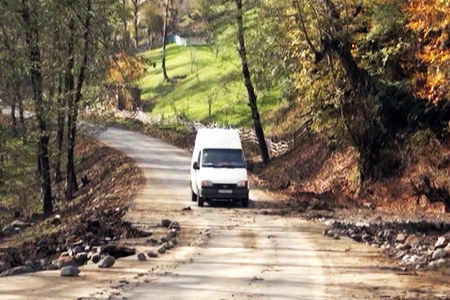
top-left (107, 51), bottom-right (146, 86)
top-left (404, 0), bottom-right (449, 103)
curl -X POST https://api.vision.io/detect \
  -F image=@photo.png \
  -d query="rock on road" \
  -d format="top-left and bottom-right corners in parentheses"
top-left (0, 126), bottom-right (447, 299)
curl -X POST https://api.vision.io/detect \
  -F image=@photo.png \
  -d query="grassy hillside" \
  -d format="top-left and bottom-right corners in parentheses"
top-left (139, 43), bottom-right (281, 129)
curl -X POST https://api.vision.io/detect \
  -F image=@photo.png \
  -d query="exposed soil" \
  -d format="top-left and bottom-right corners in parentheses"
top-left (0, 134), bottom-right (146, 271)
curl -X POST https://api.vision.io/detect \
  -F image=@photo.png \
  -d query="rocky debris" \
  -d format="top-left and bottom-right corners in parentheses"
top-left (182, 206), bottom-right (192, 211)
top-left (146, 238), bottom-right (159, 245)
top-left (137, 252), bottom-right (147, 262)
top-left (0, 260), bottom-right (10, 273)
top-left (158, 245), bottom-right (166, 254)
top-left (171, 238), bottom-right (178, 246)
top-left (432, 248), bottom-right (445, 260)
top-left (1, 220), bottom-right (32, 235)
top-left (50, 215), bottom-right (62, 226)
top-left (101, 245), bottom-right (136, 259)
top-left (161, 219), bottom-right (172, 228)
top-left (147, 251), bottom-right (158, 258)
top-left (0, 265), bottom-right (34, 277)
top-left (91, 254), bottom-right (101, 264)
top-left (98, 255), bottom-right (115, 268)
top-left (74, 252), bottom-right (88, 266)
top-left (434, 236), bottom-right (448, 249)
top-left (325, 220), bottom-right (450, 271)
top-left (161, 236), bottom-right (168, 243)
top-left (52, 257), bottom-right (77, 269)
top-left (60, 266), bottom-right (80, 277)
top-left (169, 221), bottom-right (180, 231)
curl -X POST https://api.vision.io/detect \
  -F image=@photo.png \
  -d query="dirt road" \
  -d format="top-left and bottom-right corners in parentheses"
top-left (0, 127), bottom-right (447, 299)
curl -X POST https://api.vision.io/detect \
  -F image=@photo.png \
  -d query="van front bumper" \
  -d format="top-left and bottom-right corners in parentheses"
top-left (200, 186), bottom-right (249, 200)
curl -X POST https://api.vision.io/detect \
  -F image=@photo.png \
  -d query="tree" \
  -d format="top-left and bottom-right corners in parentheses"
top-left (21, 0), bottom-right (53, 215)
top-left (161, 0), bottom-right (170, 81)
top-left (132, 0), bottom-right (140, 49)
top-left (235, 0), bottom-right (270, 164)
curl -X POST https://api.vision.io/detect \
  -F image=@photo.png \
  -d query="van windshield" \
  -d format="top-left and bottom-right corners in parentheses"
top-left (202, 149), bottom-right (245, 168)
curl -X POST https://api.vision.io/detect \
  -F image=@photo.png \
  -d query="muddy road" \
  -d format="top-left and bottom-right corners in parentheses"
top-left (0, 127), bottom-right (448, 299)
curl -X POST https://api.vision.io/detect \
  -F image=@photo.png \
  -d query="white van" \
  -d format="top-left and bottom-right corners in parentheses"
top-left (190, 128), bottom-right (249, 207)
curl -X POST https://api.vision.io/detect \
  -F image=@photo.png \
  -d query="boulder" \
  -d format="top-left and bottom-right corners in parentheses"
top-left (91, 254), bottom-right (101, 264)
top-left (444, 244), bottom-right (450, 258)
top-left (101, 245), bottom-right (135, 258)
top-left (147, 251), bottom-right (158, 258)
top-left (161, 236), bottom-right (168, 243)
top-left (171, 238), bottom-right (178, 246)
top-left (169, 221), bottom-right (180, 230)
top-left (52, 257), bottom-right (77, 269)
top-left (161, 219), bottom-right (172, 228)
top-left (395, 233), bottom-right (406, 243)
top-left (74, 252), bottom-right (88, 266)
top-left (98, 256), bottom-right (115, 268)
top-left (432, 248), bottom-right (445, 260)
top-left (60, 266), bottom-right (80, 277)
top-left (0, 261), bottom-right (10, 273)
top-left (404, 234), bottom-right (419, 248)
top-left (158, 246), bottom-right (166, 254)
top-left (0, 266), bottom-right (33, 277)
top-left (434, 236), bottom-right (448, 249)
top-left (137, 253), bottom-right (147, 262)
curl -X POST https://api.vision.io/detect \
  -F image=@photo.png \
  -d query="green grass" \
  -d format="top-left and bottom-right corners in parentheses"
top-left (139, 43), bottom-right (281, 128)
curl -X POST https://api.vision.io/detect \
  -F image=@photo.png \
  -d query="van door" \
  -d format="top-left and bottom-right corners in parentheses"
top-left (192, 150), bottom-right (201, 194)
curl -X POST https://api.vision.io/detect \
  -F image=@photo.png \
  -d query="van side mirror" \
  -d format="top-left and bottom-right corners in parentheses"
top-left (193, 162), bottom-right (200, 170)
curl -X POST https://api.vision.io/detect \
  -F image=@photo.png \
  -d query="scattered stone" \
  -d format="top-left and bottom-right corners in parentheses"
top-left (60, 266), bottom-right (80, 277)
top-left (169, 221), bottom-right (180, 230)
top-left (404, 234), bottom-right (419, 248)
top-left (167, 229), bottom-right (178, 239)
top-left (435, 258), bottom-right (446, 268)
top-left (166, 241), bottom-right (175, 249)
top-left (432, 248), bottom-right (445, 260)
top-left (171, 238), bottom-right (178, 245)
top-left (146, 238), bottom-right (159, 245)
top-left (161, 236), bottom-right (168, 243)
top-left (74, 252), bottom-right (88, 266)
top-left (182, 206), bottom-right (192, 211)
top-left (98, 256), bottom-right (115, 268)
top-left (147, 251), bottom-right (158, 258)
top-left (101, 245), bottom-right (135, 258)
top-left (51, 215), bottom-right (61, 225)
top-left (91, 254), bottom-right (101, 264)
top-left (395, 233), bottom-right (406, 243)
top-left (158, 246), bottom-right (166, 254)
top-left (444, 244), bottom-right (450, 258)
top-left (52, 257), bottom-right (77, 269)
top-left (161, 219), bottom-right (172, 228)
top-left (137, 253), bottom-right (147, 262)
top-left (333, 233), bottom-right (340, 240)
top-left (435, 236), bottom-right (448, 249)
top-left (0, 265), bottom-right (33, 277)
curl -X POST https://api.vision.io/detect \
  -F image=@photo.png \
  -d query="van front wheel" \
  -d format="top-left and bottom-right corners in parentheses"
top-left (197, 194), bottom-right (204, 207)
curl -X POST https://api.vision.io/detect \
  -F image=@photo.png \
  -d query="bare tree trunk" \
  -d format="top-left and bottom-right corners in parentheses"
top-left (161, 0), bottom-right (170, 81)
top-left (132, 0), bottom-right (139, 49)
top-left (65, 17), bottom-right (78, 200)
top-left (21, 0), bottom-right (52, 216)
top-left (55, 75), bottom-right (64, 182)
top-left (10, 98), bottom-right (17, 129)
top-left (235, 0), bottom-right (270, 164)
top-left (66, 0), bottom-right (92, 200)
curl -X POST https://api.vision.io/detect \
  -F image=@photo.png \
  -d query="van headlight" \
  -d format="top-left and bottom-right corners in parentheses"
top-left (237, 180), bottom-right (248, 188)
top-left (201, 180), bottom-right (213, 187)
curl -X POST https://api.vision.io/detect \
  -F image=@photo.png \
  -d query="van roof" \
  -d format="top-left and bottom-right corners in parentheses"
top-left (195, 128), bottom-right (242, 149)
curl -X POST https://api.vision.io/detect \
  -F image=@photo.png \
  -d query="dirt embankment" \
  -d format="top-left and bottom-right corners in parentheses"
top-left (0, 135), bottom-right (145, 273)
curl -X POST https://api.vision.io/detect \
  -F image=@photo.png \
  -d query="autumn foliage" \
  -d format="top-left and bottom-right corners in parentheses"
top-left (107, 51), bottom-right (146, 86)
top-left (404, 0), bottom-right (449, 103)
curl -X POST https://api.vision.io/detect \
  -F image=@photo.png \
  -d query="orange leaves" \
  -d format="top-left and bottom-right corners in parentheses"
top-left (404, 0), bottom-right (449, 103)
top-left (107, 51), bottom-right (146, 86)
